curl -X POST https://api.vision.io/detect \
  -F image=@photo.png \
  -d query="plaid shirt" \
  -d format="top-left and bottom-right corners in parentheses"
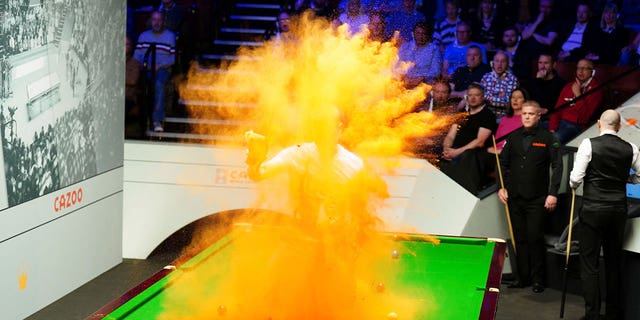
top-left (481, 71), bottom-right (519, 110)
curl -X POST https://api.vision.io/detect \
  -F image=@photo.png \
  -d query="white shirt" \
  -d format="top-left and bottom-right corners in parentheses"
top-left (569, 130), bottom-right (640, 189)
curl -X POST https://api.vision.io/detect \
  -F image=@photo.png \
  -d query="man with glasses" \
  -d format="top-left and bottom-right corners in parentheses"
top-left (549, 59), bottom-right (602, 143)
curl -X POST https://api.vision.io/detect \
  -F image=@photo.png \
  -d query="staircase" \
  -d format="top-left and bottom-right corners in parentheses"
top-left (145, 1), bottom-right (284, 143)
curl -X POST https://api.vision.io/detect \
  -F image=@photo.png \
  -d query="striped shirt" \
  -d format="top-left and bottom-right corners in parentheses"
top-left (134, 29), bottom-right (176, 69)
top-left (433, 17), bottom-right (460, 48)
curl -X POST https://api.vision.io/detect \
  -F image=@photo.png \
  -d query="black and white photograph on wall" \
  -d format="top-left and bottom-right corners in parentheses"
top-left (0, 0), bottom-right (124, 208)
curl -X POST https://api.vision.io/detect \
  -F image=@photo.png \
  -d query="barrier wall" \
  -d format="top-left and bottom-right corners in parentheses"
top-left (0, 0), bottom-right (125, 318)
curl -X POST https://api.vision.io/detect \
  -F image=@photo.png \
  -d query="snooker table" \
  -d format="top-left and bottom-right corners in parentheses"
top-left (89, 224), bottom-right (505, 319)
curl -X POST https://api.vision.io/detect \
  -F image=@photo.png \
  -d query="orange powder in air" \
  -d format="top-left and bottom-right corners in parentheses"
top-left (166, 12), bottom-right (455, 319)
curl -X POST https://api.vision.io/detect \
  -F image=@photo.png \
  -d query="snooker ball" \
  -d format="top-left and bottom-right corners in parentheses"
top-left (391, 250), bottom-right (399, 259)
top-left (218, 305), bottom-right (227, 315)
top-left (388, 311), bottom-right (398, 319)
top-left (376, 282), bottom-right (385, 292)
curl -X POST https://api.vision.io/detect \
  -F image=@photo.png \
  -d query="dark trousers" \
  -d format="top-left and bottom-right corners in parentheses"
top-left (509, 195), bottom-right (547, 284)
top-left (579, 200), bottom-right (627, 320)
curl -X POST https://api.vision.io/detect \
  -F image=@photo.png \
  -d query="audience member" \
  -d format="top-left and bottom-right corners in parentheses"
top-left (518, 0), bottom-right (561, 78)
top-left (450, 45), bottom-right (491, 99)
top-left (158, 0), bottom-right (186, 34)
top-left (481, 51), bottom-right (520, 118)
top-left (337, 0), bottom-right (369, 34)
top-left (441, 83), bottom-right (497, 193)
top-left (442, 22), bottom-right (488, 77)
top-left (490, 87), bottom-right (529, 152)
top-left (500, 26), bottom-right (519, 68)
top-left (406, 79), bottom-right (459, 161)
top-left (524, 53), bottom-right (565, 117)
top-left (570, 109), bottom-right (640, 320)
top-left (549, 59), bottom-right (603, 143)
top-left (267, 11), bottom-right (297, 47)
top-left (295, 0), bottom-right (338, 19)
top-left (134, 11), bottom-right (176, 132)
top-left (588, 2), bottom-right (629, 65)
top-left (367, 12), bottom-right (389, 42)
top-left (619, 32), bottom-right (640, 66)
top-left (385, 0), bottom-right (426, 44)
top-left (498, 100), bottom-right (562, 293)
top-left (126, 35), bottom-right (142, 121)
top-left (557, 2), bottom-right (600, 62)
top-left (433, 0), bottom-right (461, 53)
top-left (397, 22), bottom-right (442, 87)
top-left (470, 0), bottom-right (504, 51)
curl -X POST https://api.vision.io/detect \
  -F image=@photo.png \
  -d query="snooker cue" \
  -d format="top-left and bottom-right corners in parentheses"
top-left (560, 189), bottom-right (577, 318)
top-left (491, 135), bottom-right (517, 256)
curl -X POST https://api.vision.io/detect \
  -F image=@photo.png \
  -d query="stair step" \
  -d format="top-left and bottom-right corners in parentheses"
top-left (184, 84), bottom-right (257, 92)
top-left (165, 117), bottom-right (256, 126)
top-left (145, 131), bottom-right (244, 142)
top-left (194, 67), bottom-right (255, 75)
top-left (236, 3), bottom-right (281, 10)
top-left (214, 39), bottom-right (264, 47)
top-left (220, 27), bottom-right (267, 34)
top-left (179, 99), bottom-right (258, 108)
top-left (200, 54), bottom-right (262, 61)
top-left (230, 15), bottom-right (277, 21)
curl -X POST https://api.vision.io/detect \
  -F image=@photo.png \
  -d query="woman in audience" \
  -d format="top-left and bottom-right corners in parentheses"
top-left (587, 2), bottom-right (629, 65)
top-left (489, 87), bottom-right (529, 153)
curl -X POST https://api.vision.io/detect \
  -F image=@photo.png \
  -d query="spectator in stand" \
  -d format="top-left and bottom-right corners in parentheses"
top-left (518, 0), bottom-right (561, 78)
top-left (385, 0), bottom-right (426, 44)
top-left (450, 45), bottom-right (491, 100)
top-left (397, 22), bottom-right (442, 87)
top-left (441, 83), bottom-right (497, 193)
top-left (619, 32), bottom-right (640, 66)
top-left (367, 12), bottom-right (389, 42)
top-left (433, 0), bottom-right (461, 54)
top-left (126, 35), bottom-right (141, 124)
top-left (501, 26), bottom-right (529, 79)
top-left (442, 22), bottom-right (488, 78)
top-left (557, 2), bottom-right (600, 62)
top-left (267, 11), bottom-right (297, 48)
top-left (470, 0), bottom-right (504, 52)
top-left (587, 2), bottom-right (629, 65)
top-left (549, 59), bottom-right (603, 143)
top-left (337, 0), bottom-right (369, 34)
top-left (158, 0), bottom-right (186, 34)
top-left (406, 79), bottom-right (459, 161)
top-left (295, 0), bottom-right (338, 19)
top-left (134, 11), bottom-right (176, 132)
top-left (481, 51), bottom-right (519, 118)
top-left (524, 53), bottom-right (565, 118)
top-left (488, 87), bottom-right (529, 153)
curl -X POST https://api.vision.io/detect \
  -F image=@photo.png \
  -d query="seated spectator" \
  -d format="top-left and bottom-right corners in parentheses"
top-left (441, 83), bottom-right (497, 193)
top-left (481, 51), bottom-right (519, 118)
top-left (557, 2), bottom-right (600, 62)
top-left (406, 79), bottom-right (459, 161)
top-left (470, 0), bottom-right (504, 52)
top-left (518, 0), bottom-right (561, 78)
top-left (295, 0), bottom-right (338, 19)
top-left (619, 32), bottom-right (640, 66)
top-left (337, 0), bottom-right (369, 34)
top-left (397, 22), bottom-right (442, 87)
top-left (524, 53), bottom-right (565, 117)
top-left (385, 0), bottom-right (426, 44)
top-left (489, 87), bottom-right (529, 153)
top-left (442, 22), bottom-right (488, 78)
top-left (134, 11), bottom-right (176, 132)
top-left (267, 11), bottom-right (297, 46)
top-left (433, 0), bottom-right (461, 53)
top-left (588, 2), bottom-right (629, 65)
top-left (367, 12), bottom-right (389, 42)
top-left (126, 35), bottom-right (141, 121)
top-left (501, 25), bottom-right (530, 79)
top-left (549, 59), bottom-right (603, 143)
top-left (450, 45), bottom-right (491, 100)
top-left (158, 0), bottom-right (186, 34)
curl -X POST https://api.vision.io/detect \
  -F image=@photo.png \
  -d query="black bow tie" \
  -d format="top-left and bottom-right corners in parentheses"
top-left (522, 130), bottom-right (536, 137)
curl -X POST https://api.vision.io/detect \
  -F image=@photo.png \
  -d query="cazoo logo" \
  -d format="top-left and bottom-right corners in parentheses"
top-left (53, 188), bottom-right (83, 212)
top-left (214, 168), bottom-right (252, 185)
